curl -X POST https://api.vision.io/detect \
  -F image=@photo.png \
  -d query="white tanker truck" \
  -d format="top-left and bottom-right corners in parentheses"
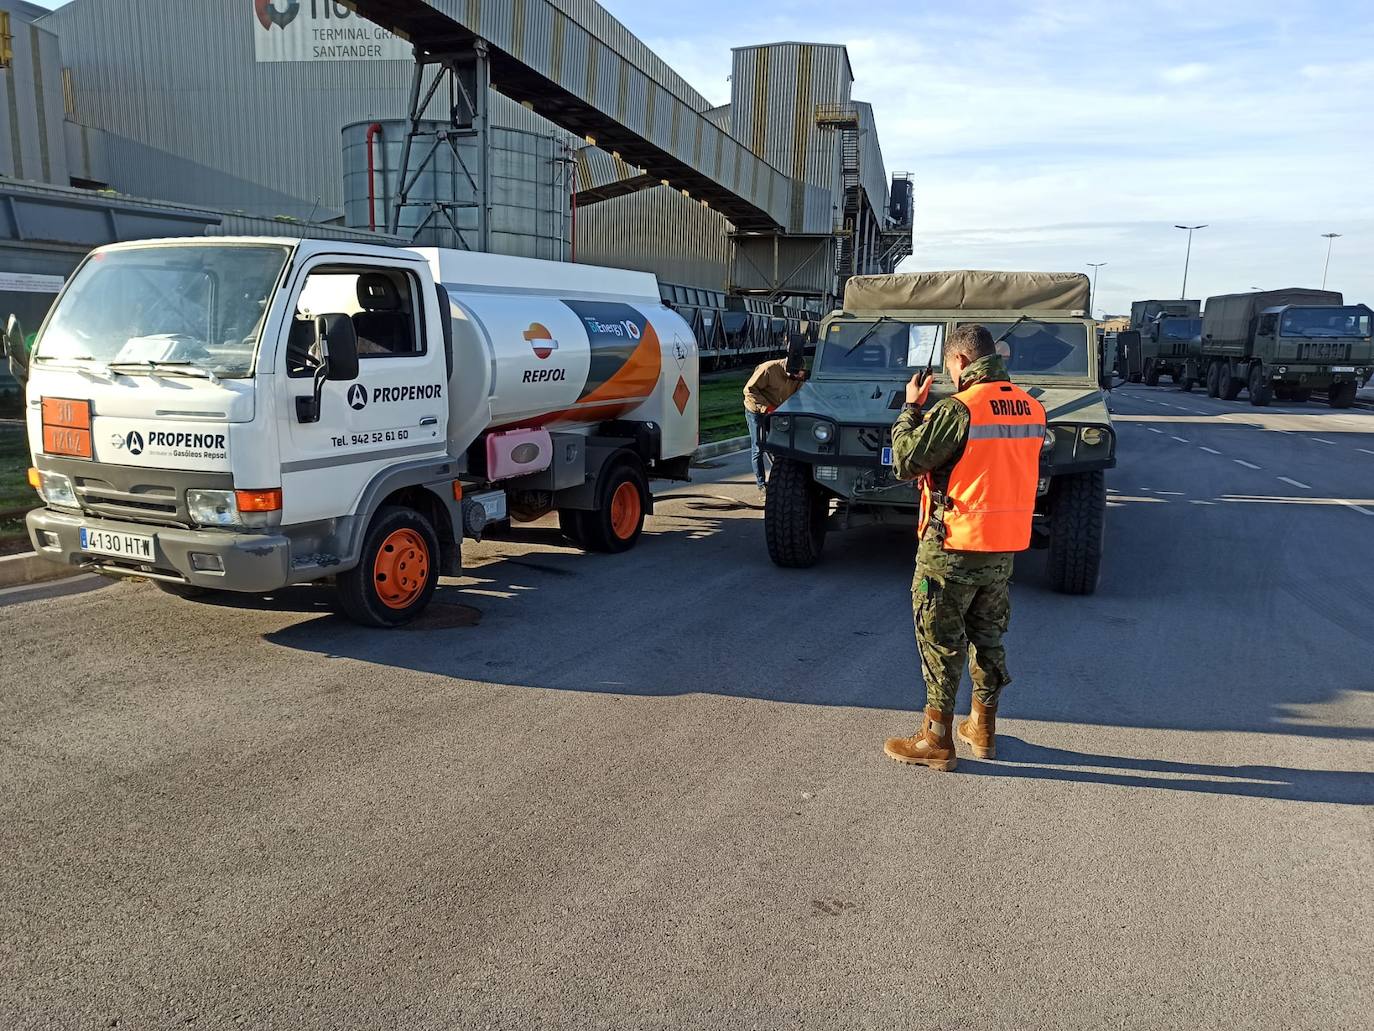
top-left (21, 238), bottom-right (699, 625)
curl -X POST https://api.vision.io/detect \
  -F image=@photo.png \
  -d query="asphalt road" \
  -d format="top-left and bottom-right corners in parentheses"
top-left (3, 383), bottom-right (1372, 1030)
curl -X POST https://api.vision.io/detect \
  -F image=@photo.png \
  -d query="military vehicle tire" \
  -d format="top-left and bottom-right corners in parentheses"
top-left (765, 458), bottom-right (828, 568)
top-left (1046, 471), bottom-right (1105, 596)
top-left (1219, 363), bottom-right (1242, 401)
top-left (1178, 375), bottom-right (1195, 392)
top-left (1292, 388), bottom-right (1312, 403)
top-left (1329, 382), bottom-right (1357, 409)
top-left (1274, 385), bottom-right (1293, 401)
top-left (1206, 362), bottom-right (1221, 397)
top-left (1143, 364), bottom-right (1160, 387)
top-left (581, 459), bottom-right (649, 554)
top-left (1248, 366), bottom-right (1272, 407)
top-left (337, 505), bottom-right (441, 627)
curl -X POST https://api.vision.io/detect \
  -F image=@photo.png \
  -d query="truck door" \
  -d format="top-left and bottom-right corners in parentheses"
top-left (277, 257), bottom-right (448, 526)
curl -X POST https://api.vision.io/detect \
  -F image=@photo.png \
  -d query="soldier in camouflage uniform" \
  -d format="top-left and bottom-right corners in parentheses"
top-left (883, 325), bottom-right (1044, 771)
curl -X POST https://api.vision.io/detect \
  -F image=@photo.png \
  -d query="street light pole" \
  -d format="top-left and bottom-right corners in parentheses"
top-left (1086, 262), bottom-right (1106, 318)
top-left (1175, 224), bottom-right (1207, 299)
top-left (1321, 232), bottom-right (1341, 290)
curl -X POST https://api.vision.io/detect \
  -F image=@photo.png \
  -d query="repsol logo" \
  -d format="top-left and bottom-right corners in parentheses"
top-left (371, 384), bottom-right (444, 403)
top-left (989, 399), bottom-right (1034, 417)
top-left (522, 368), bottom-right (567, 383)
top-left (146, 431), bottom-right (228, 449)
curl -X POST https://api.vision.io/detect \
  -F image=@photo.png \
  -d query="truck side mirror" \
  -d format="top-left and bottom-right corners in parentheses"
top-left (5, 314), bottom-right (29, 388)
top-left (318, 314), bottom-right (358, 382)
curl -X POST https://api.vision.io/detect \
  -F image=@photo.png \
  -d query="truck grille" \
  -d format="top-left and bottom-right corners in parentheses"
top-left (74, 476), bottom-right (182, 525)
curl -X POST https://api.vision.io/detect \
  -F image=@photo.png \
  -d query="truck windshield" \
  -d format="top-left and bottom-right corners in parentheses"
top-left (1279, 307), bottom-right (1372, 338)
top-left (1160, 318), bottom-right (1201, 340)
top-left (817, 321), bottom-right (945, 375)
top-left (972, 320), bottom-right (1090, 377)
top-left (35, 244), bottom-right (290, 378)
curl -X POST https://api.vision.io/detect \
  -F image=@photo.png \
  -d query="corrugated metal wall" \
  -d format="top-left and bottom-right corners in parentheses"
top-left (0, 5), bottom-right (68, 186)
top-left (729, 42), bottom-right (851, 234)
top-left (854, 101), bottom-right (890, 222)
top-left (576, 186), bottom-right (730, 290)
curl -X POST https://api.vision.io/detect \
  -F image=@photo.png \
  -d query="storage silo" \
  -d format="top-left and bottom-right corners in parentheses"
top-left (342, 120), bottom-right (573, 260)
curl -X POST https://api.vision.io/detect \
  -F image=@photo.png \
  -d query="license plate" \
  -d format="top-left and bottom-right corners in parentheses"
top-left (79, 527), bottom-right (155, 560)
top-left (1332, 366), bottom-right (1355, 373)
top-left (881, 446), bottom-right (893, 466)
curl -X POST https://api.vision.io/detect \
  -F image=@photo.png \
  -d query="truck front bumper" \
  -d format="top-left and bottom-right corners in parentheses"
top-left (26, 508), bottom-right (293, 593)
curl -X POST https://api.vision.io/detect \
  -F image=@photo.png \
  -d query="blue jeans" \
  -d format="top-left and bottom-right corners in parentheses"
top-left (745, 410), bottom-right (768, 487)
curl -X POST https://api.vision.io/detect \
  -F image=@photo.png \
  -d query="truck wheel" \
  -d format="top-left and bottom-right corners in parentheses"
top-left (337, 505), bottom-right (440, 627)
top-left (1143, 363), bottom-right (1160, 387)
top-left (1248, 365), bottom-right (1272, 406)
top-left (581, 460), bottom-right (649, 554)
top-left (1219, 363), bottom-right (1242, 401)
top-left (1206, 362), bottom-right (1221, 397)
top-left (1046, 471), bottom-right (1105, 596)
top-left (764, 458), bottom-right (828, 568)
top-left (1274, 385), bottom-right (1293, 401)
top-left (557, 509), bottom-right (587, 548)
top-left (1293, 388), bottom-right (1312, 403)
top-left (1178, 374), bottom-right (1195, 393)
top-left (1329, 382), bottom-right (1357, 409)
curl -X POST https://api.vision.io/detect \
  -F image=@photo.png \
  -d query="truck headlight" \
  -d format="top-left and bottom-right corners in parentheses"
top-left (1080, 427), bottom-right (1107, 447)
top-left (187, 489), bottom-right (240, 528)
top-left (36, 470), bottom-right (78, 508)
top-left (1041, 432), bottom-right (1056, 457)
top-left (812, 422), bottom-right (833, 443)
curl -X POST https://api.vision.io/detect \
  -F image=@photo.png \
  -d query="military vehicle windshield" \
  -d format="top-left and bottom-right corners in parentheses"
top-left (34, 243), bottom-right (290, 378)
top-left (817, 321), bottom-right (945, 375)
top-left (968, 320), bottom-right (1090, 377)
top-left (1160, 318), bottom-right (1201, 340)
top-left (1279, 306), bottom-right (1372, 338)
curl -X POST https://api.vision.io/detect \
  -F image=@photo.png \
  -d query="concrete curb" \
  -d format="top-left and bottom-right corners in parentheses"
top-left (0, 550), bottom-right (81, 589)
top-left (692, 435), bottom-right (749, 463)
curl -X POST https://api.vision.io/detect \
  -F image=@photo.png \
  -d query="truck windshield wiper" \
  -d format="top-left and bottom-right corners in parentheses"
top-left (994, 314), bottom-right (1059, 344)
top-left (108, 360), bottom-right (220, 383)
top-left (844, 315), bottom-right (901, 355)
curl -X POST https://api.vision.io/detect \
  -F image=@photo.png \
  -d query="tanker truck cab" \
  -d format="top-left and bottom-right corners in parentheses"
top-left (25, 238), bottom-right (699, 626)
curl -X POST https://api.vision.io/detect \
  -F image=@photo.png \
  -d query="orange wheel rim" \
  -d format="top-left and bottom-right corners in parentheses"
top-left (609, 481), bottom-right (641, 540)
top-left (373, 528), bottom-right (429, 609)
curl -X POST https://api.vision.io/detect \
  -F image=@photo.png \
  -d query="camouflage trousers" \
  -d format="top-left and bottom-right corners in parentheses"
top-left (912, 566), bottom-right (1013, 713)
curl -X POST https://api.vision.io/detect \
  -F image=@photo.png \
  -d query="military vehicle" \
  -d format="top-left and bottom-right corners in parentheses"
top-left (759, 270), bottom-right (1114, 595)
top-left (1127, 299), bottom-right (1202, 388)
top-left (1189, 289), bottom-right (1373, 407)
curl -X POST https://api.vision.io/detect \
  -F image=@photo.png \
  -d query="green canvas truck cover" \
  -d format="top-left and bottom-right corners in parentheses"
top-left (1202, 288), bottom-right (1343, 347)
top-left (844, 270), bottom-right (1090, 314)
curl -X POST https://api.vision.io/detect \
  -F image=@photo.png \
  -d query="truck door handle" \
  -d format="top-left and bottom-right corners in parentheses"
top-left (419, 416), bottom-right (438, 426)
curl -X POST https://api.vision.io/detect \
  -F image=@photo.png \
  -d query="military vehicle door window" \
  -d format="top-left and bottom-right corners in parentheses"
top-left (289, 266), bottom-right (421, 377)
top-left (971, 321), bottom-right (1090, 377)
top-left (1258, 314), bottom-right (1278, 337)
top-left (818, 321), bottom-right (944, 374)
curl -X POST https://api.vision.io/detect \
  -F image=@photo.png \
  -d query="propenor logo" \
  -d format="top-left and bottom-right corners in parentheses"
top-left (347, 384), bottom-right (368, 410)
top-left (255, 0), bottom-right (301, 30)
top-left (523, 323), bottom-right (559, 360)
top-left (125, 431), bottom-right (144, 456)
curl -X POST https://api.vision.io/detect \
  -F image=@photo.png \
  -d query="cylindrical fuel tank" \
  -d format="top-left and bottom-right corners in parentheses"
top-left (420, 250), bottom-right (699, 465)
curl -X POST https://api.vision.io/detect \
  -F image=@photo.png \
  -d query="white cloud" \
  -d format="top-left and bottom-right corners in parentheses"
top-left (1159, 63), bottom-right (1210, 84)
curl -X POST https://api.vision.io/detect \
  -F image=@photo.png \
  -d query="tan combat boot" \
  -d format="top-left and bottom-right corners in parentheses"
top-left (884, 707), bottom-right (958, 771)
top-left (957, 697), bottom-right (997, 759)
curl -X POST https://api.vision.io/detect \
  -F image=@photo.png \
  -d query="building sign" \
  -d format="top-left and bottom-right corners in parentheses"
top-left (0, 272), bottom-right (64, 294)
top-left (252, 0), bottom-right (411, 63)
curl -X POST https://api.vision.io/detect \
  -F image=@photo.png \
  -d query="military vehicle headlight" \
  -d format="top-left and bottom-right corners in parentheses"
top-left (1080, 427), bottom-right (1107, 447)
top-left (1040, 432), bottom-right (1056, 456)
top-left (811, 422), bottom-right (833, 443)
top-left (1277, 366), bottom-right (1288, 375)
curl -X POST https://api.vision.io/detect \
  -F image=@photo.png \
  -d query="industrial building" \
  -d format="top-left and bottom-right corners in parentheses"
top-left (0, 0), bottom-right (913, 400)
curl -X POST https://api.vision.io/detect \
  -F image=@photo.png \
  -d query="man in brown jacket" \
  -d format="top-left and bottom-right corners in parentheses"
top-left (742, 354), bottom-right (807, 490)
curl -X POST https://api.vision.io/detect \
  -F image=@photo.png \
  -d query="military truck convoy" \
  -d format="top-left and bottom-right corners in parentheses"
top-left (1122, 299), bottom-right (1201, 387)
top-left (1129, 289), bottom-right (1373, 407)
top-left (759, 270), bottom-right (1114, 595)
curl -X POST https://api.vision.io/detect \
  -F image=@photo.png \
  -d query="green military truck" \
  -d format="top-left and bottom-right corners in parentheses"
top-left (1127, 299), bottom-right (1202, 388)
top-left (1190, 289), bottom-right (1373, 407)
top-left (759, 270), bottom-right (1115, 595)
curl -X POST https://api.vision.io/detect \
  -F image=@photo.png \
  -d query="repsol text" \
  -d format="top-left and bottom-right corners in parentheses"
top-left (522, 368), bottom-right (567, 383)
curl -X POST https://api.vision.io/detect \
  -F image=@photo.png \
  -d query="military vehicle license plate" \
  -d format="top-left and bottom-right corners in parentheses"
top-left (80, 527), bottom-right (154, 560)
top-left (881, 446), bottom-right (893, 466)
top-left (1332, 366), bottom-right (1355, 372)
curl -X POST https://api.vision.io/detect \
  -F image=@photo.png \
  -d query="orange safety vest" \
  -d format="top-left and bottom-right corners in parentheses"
top-left (918, 380), bottom-right (1047, 552)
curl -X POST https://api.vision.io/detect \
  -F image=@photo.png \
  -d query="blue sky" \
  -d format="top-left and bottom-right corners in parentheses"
top-left (27, 1), bottom-right (1373, 315)
top-left (601, 0), bottom-right (1374, 316)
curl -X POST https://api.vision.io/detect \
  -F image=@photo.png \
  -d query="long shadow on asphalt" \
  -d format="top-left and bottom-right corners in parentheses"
top-left (958, 736), bottom-right (1373, 807)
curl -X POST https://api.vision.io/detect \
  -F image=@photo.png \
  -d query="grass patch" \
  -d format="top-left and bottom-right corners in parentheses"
top-left (698, 369), bottom-right (751, 442)
top-left (0, 424), bottom-right (35, 553)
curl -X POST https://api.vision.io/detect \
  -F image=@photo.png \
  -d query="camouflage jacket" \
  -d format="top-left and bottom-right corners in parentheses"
top-left (890, 354), bottom-right (1015, 584)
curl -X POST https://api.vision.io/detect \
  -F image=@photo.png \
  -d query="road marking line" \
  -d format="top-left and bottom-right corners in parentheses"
top-left (1147, 427), bottom-right (1163, 434)
top-left (1199, 446), bottom-right (1222, 454)
top-left (1278, 476), bottom-right (1311, 490)
top-left (1189, 500), bottom-right (1216, 505)
top-left (1358, 449), bottom-right (1374, 456)
top-left (1171, 436), bottom-right (1190, 443)
top-left (1234, 459), bottom-right (1261, 469)
top-left (1341, 501), bottom-right (1374, 516)
top-left (1312, 437), bottom-right (1335, 444)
